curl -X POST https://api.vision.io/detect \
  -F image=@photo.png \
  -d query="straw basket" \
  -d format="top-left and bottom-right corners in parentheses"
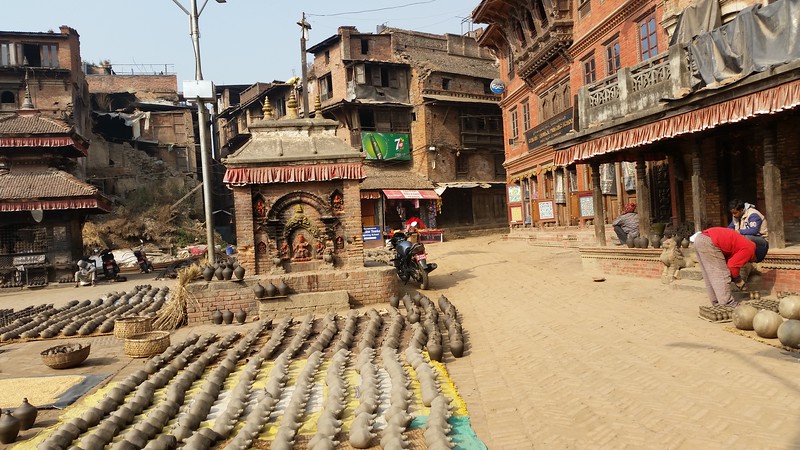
top-left (41, 344), bottom-right (91, 369)
top-left (124, 331), bottom-right (170, 358)
top-left (114, 316), bottom-right (153, 339)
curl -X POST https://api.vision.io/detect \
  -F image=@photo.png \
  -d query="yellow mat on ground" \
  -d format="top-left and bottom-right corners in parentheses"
top-left (0, 375), bottom-right (85, 409)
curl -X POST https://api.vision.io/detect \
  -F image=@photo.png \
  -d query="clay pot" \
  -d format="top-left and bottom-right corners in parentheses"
top-left (777, 319), bottom-right (800, 349)
top-left (222, 310), bottom-right (234, 325)
top-left (13, 398), bottom-right (39, 430)
top-left (233, 265), bottom-right (245, 281)
top-left (202, 265), bottom-right (214, 282)
top-left (450, 339), bottom-right (465, 358)
top-left (428, 343), bottom-right (443, 362)
top-left (265, 281), bottom-right (278, 298)
top-left (0, 410), bottom-right (21, 444)
top-left (211, 309), bottom-right (223, 325)
top-left (214, 265), bottom-right (225, 280)
top-left (625, 236), bottom-right (635, 248)
top-left (639, 236), bottom-right (650, 248)
top-left (277, 279), bottom-right (290, 296)
top-left (753, 310), bottom-right (784, 339)
top-left (389, 295), bottom-right (400, 308)
top-left (222, 265), bottom-right (234, 281)
top-left (253, 282), bottom-right (266, 299)
top-left (235, 309), bottom-right (247, 325)
top-left (650, 235), bottom-right (662, 249)
top-left (680, 238), bottom-right (690, 248)
top-left (778, 295), bottom-right (800, 319)
top-left (733, 304), bottom-right (758, 330)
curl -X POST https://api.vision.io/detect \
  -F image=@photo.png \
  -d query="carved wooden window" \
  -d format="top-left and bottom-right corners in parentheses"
top-left (522, 101), bottom-right (531, 131)
top-left (605, 40), bottom-right (621, 76)
top-left (536, 1), bottom-right (549, 27)
top-left (639, 13), bottom-right (659, 60)
top-left (541, 98), bottom-right (550, 121)
top-left (562, 86), bottom-right (571, 110)
top-left (582, 53), bottom-right (596, 85)
top-left (0, 90), bottom-right (15, 111)
top-left (509, 107), bottom-right (519, 141)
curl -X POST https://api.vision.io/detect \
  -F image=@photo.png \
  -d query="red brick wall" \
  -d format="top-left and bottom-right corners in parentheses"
top-left (185, 267), bottom-right (400, 324)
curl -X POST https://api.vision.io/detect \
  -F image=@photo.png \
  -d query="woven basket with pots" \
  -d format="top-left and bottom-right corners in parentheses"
top-left (114, 316), bottom-right (153, 339)
top-left (124, 331), bottom-right (170, 358)
top-left (41, 343), bottom-right (91, 369)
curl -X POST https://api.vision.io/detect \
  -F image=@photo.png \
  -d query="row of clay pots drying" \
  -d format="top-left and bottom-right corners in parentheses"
top-left (0, 303), bottom-right (52, 327)
top-left (34, 302), bottom-right (470, 450)
top-left (733, 295), bottom-right (800, 348)
top-left (0, 285), bottom-right (168, 342)
top-left (439, 295), bottom-right (465, 358)
top-left (253, 279), bottom-right (291, 299)
top-left (202, 262), bottom-right (246, 282)
top-left (37, 333), bottom-right (202, 450)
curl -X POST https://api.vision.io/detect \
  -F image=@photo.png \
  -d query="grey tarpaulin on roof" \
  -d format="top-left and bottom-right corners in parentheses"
top-left (669, 0), bottom-right (721, 46)
top-left (687, 0), bottom-right (800, 89)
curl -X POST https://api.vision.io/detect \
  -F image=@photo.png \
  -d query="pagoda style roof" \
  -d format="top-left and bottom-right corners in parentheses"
top-left (0, 169), bottom-right (111, 213)
top-left (0, 112), bottom-right (89, 156)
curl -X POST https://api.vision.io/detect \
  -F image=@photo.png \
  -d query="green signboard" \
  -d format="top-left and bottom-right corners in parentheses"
top-left (361, 132), bottom-right (411, 161)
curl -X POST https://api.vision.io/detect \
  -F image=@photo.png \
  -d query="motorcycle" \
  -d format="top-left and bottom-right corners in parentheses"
top-left (134, 249), bottom-right (154, 273)
top-left (389, 231), bottom-right (437, 290)
top-left (99, 249), bottom-right (122, 281)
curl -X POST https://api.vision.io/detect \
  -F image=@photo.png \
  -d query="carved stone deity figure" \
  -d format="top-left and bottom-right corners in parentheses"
top-left (314, 240), bottom-right (324, 259)
top-left (332, 193), bottom-right (343, 212)
top-left (293, 234), bottom-right (312, 261)
top-left (279, 241), bottom-right (290, 260)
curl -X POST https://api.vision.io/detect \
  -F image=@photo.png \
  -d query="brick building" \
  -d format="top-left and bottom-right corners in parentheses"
top-left (308, 26), bottom-right (507, 237)
top-left (550, 0), bottom-right (800, 250)
top-left (0, 27), bottom-right (110, 285)
top-left (473, 0), bottom-right (800, 292)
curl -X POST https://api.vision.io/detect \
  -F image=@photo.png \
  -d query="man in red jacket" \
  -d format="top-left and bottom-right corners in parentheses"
top-left (691, 227), bottom-right (769, 306)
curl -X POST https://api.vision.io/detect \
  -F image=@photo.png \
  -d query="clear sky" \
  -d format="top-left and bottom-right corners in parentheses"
top-left (2, 0), bottom-right (481, 87)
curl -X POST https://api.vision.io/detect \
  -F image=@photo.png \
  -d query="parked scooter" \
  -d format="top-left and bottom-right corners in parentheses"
top-left (389, 230), bottom-right (437, 289)
top-left (134, 248), bottom-right (154, 273)
top-left (99, 249), bottom-right (122, 281)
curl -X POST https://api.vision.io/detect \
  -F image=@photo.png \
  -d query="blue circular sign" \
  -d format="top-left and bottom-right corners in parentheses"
top-left (490, 78), bottom-right (505, 94)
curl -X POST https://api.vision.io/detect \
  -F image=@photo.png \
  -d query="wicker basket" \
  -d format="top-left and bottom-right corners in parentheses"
top-left (41, 344), bottom-right (91, 369)
top-left (114, 316), bottom-right (153, 339)
top-left (124, 331), bottom-right (170, 358)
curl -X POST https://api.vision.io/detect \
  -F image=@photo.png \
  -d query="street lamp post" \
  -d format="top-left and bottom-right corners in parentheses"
top-left (171, 0), bottom-right (225, 263)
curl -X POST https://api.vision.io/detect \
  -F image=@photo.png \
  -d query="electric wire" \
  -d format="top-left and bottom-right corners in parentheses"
top-left (307, 0), bottom-right (437, 17)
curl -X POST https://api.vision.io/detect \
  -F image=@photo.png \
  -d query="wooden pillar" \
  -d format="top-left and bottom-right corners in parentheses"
top-left (565, 168), bottom-right (573, 226)
top-left (763, 124), bottom-right (785, 248)
top-left (635, 155), bottom-right (652, 237)
top-left (591, 162), bottom-right (607, 246)
top-left (668, 154), bottom-right (685, 228)
top-left (691, 140), bottom-right (707, 233)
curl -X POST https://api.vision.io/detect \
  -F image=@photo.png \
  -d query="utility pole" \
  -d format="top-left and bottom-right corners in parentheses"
top-left (172, 0), bottom-right (225, 263)
top-left (298, 13), bottom-right (312, 118)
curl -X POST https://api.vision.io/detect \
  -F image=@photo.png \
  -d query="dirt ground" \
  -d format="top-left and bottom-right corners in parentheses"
top-left (1, 235), bottom-right (800, 449)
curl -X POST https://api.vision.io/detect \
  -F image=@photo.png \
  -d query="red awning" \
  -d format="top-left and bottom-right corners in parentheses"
top-left (382, 189), bottom-right (440, 200)
top-left (0, 136), bottom-right (88, 153)
top-left (554, 78), bottom-right (800, 166)
top-left (360, 191), bottom-right (382, 199)
top-left (223, 163), bottom-right (365, 185)
top-left (0, 198), bottom-right (111, 212)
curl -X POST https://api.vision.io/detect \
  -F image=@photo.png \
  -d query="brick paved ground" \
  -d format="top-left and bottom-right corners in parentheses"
top-left (426, 235), bottom-right (800, 449)
top-left (2, 235), bottom-right (800, 449)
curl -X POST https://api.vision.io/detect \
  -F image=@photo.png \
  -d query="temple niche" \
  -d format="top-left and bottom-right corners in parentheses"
top-left (223, 92), bottom-right (366, 275)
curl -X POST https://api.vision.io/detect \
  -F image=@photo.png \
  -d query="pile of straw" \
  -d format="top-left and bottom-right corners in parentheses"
top-left (153, 263), bottom-right (201, 330)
